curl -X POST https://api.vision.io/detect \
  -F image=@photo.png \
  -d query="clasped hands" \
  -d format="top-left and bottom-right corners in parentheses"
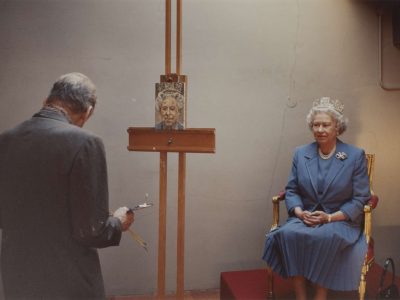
top-left (296, 209), bottom-right (330, 227)
top-left (113, 207), bottom-right (135, 231)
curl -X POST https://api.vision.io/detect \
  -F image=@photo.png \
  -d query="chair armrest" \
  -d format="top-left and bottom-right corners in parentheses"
top-left (274, 191), bottom-right (286, 201)
top-left (368, 194), bottom-right (379, 209)
top-left (270, 191), bottom-right (285, 232)
top-left (364, 194), bottom-right (378, 244)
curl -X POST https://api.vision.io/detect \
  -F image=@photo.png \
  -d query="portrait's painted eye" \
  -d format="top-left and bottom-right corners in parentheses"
top-left (313, 123), bottom-right (321, 128)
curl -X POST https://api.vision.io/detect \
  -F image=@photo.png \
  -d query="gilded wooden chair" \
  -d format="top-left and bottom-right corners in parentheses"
top-left (266, 154), bottom-right (378, 300)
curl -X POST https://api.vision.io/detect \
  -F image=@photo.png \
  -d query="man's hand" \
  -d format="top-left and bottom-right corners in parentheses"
top-left (113, 207), bottom-right (135, 231)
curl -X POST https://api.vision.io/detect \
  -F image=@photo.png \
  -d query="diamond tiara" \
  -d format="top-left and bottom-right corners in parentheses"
top-left (312, 97), bottom-right (344, 114)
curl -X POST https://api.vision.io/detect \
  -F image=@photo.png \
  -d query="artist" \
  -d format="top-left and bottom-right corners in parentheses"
top-left (0, 72), bottom-right (134, 299)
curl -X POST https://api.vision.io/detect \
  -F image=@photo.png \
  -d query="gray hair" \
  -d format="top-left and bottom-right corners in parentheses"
top-left (45, 72), bottom-right (97, 114)
top-left (155, 90), bottom-right (184, 112)
top-left (306, 98), bottom-right (348, 135)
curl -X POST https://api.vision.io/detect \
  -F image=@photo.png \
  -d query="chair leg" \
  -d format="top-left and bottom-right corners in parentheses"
top-left (267, 267), bottom-right (275, 299)
top-left (359, 263), bottom-right (367, 300)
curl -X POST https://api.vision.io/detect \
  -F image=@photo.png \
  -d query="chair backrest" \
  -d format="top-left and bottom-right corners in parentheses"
top-left (365, 153), bottom-right (375, 192)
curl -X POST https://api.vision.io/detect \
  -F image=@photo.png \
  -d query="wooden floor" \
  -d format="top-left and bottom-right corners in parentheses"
top-left (109, 289), bottom-right (220, 300)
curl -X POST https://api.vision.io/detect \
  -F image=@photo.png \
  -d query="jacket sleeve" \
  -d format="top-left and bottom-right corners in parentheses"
top-left (285, 149), bottom-right (304, 215)
top-left (69, 135), bottom-right (122, 248)
top-left (339, 150), bottom-right (371, 222)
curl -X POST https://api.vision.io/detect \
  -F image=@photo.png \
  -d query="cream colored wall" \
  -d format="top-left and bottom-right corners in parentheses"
top-left (0, 0), bottom-right (399, 297)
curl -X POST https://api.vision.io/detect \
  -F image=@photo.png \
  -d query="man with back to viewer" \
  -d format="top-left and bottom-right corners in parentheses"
top-left (0, 72), bottom-right (134, 299)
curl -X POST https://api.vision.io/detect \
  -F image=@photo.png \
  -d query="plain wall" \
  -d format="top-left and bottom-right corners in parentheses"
top-left (1, 0), bottom-right (400, 297)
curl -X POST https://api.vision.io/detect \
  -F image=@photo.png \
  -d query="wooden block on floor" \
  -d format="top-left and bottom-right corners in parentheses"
top-left (220, 268), bottom-right (294, 300)
top-left (220, 263), bottom-right (398, 300)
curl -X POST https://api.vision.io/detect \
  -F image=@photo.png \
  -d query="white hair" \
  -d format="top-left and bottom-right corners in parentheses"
top-left (306, 98), bottom-right (348, 135)
top-left (46, 72), bottom-right (97, 113)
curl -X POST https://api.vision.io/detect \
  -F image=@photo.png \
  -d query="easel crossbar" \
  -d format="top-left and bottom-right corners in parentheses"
top-left (127, 127), bottom-right (215, 153)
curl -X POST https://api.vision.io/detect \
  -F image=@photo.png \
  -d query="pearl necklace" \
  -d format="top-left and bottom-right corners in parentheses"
top-left (318, 146), bottom-right (336, 160)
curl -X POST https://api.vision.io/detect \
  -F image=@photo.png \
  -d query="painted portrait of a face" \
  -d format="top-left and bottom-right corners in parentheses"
top-left (155, 83), bottom-right (185, 130)
top-left (160, 97), bottom-right (180, 127)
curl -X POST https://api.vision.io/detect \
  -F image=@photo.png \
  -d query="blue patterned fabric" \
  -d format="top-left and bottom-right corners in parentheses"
top-left (263, 139), bottom-right (370, 291)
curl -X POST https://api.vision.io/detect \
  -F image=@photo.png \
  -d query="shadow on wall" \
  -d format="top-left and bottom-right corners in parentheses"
top-left (374, 225), bottom-right (400, 269)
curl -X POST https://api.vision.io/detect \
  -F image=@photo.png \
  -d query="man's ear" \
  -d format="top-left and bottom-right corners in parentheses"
top-left (85, 106), bottom-right (94, 120)
top-left (81, 106), bottom-right (94, 125)
top-left (74, 106), bottom-right (94, 127)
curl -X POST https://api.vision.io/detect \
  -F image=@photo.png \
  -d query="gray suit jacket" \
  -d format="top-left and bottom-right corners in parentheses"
top-left (0, 108), bottom-right (122, 299)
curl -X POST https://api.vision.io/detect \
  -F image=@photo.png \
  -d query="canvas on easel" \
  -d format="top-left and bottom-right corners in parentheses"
top-left (155, 82), bottom-right (186, 130)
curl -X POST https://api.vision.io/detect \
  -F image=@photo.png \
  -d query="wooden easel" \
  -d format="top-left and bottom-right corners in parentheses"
top-left (127, 1), bottom-right (216, 298)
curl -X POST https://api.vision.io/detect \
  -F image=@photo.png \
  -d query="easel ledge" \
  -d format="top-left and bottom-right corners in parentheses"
top-left (127, 127), bottom-right (216, 153)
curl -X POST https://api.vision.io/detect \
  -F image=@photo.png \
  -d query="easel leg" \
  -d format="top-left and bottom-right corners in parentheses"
top-left (177, 152), bottom-right (186, 299)
top-left (157, 152), bottom-right (168, 298)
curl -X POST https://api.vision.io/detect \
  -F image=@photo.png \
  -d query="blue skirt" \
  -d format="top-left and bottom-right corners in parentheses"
top-left (262, 218), bottom-right (367, 291)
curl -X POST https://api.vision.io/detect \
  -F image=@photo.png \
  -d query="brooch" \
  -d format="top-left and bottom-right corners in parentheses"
top-left (335, 152), bottom-right (347, 160)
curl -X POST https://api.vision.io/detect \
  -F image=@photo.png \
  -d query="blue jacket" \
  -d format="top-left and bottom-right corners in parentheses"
top-left (285, 139), bottom-right (371, 224)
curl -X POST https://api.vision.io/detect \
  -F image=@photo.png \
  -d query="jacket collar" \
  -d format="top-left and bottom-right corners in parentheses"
top-left (33, 106), bottom-right (72, 124)
top-left (304, 139), bottom-right (345, 159)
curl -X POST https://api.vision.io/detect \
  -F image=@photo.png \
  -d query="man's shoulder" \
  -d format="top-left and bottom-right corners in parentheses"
top-left (0, 116), bottom-right (103, 148)
top-left (61, 126), bottom-right (103, 147)
top-left (0, 119), bottom-right (33, 143)
top-left (34, 118), bottom-right (104, 149)
top-left (66, 125), bottom-right (99, 139)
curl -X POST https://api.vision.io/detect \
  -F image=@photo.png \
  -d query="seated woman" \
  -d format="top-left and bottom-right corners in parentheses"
top-left (262, 97), bottom-right (371, 300)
